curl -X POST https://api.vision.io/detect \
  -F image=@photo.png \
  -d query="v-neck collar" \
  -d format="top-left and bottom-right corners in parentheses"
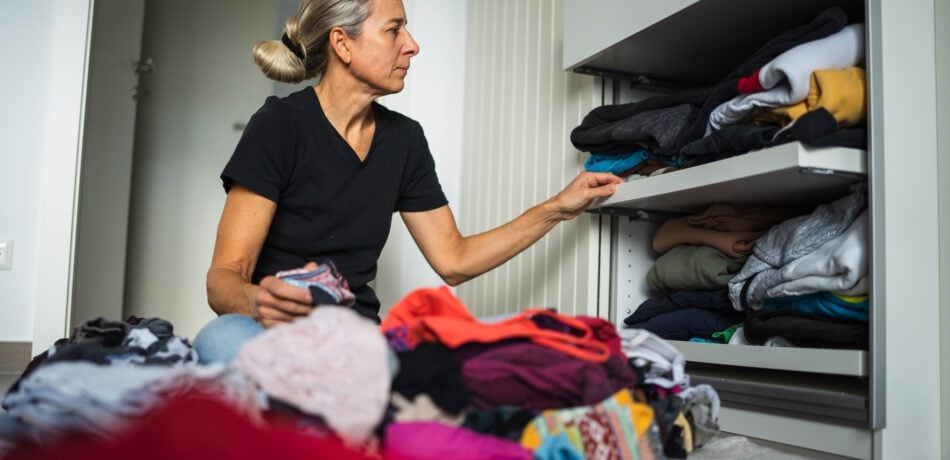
top-left (309, 87), bottom-right (385, 167)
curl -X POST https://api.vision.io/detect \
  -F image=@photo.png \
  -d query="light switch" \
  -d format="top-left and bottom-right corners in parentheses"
top-left (0, 238), bottom-right (12, 270)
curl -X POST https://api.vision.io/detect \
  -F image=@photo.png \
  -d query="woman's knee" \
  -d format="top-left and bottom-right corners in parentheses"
top-left (193, 314), bottom-right (264, 364)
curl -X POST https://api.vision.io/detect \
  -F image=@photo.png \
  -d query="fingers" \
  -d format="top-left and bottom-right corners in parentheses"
top-left (258, 305), bottom-right (296, 324)
top-left (592, 182), bottom-right (618, 197)
top-left (254, 290), bottom-right (313, 328)
top-left (581, 171), bottom-right (624, 187)
top-left (260, 276), bottom-right (313, 304)
top-left (256, 288), bottom-right (315, 316)
top-left (255, 276), bottom-right (315, 327)
top-left (262, 318), bottom-right (284, 329)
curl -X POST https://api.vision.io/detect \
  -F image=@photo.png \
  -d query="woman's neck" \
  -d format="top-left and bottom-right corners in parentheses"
top-left (314, 69), bottom-right (377, 134)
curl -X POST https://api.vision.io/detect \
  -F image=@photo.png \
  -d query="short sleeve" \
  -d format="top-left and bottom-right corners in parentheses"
top-left (396, 122), bottom-right (449, 212)
top-left (221, 97), bottom-right (296, 203)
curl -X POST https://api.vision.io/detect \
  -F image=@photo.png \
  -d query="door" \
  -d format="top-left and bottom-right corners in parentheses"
top-left (122, 0), bottom-right (278, 339)
top-left (70, 0), bottom-right (147, 327)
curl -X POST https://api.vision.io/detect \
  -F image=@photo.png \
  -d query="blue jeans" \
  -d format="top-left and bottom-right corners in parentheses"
top-left (193, 314), bottom-right (265, 364)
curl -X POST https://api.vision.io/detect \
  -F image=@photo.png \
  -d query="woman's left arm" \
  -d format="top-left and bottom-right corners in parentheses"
top-left (401, 171), bottom-right (623, 286)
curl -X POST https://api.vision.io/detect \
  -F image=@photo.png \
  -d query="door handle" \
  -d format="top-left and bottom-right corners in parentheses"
top-left (133, 57), bottom-right (154, 74)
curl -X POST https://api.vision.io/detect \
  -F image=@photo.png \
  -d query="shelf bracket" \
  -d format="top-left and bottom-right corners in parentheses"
top-left (798, 167), bottom-right (867, 181)
top-left (572, 66), bottom-right (700, 92)
top-left (586, 207), bottom-right (685, 222)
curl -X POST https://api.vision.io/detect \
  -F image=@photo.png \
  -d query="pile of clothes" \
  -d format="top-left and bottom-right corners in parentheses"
top-left (381, 287), bottom-right (719, 458)
top-left (1, 283), bottom-right (720, 459)
top-left (573, 6), bottom-right (867, 179)
top-left (625, 187), bottom-right (870, 348)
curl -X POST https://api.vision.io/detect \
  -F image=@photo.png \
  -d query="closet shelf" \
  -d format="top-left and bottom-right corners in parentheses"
top-left (589, 142), bottom-right (866, 214)
top-left (670, 340), bottom-right (868, 377)
top-left (564, 0), bottom-right (863, 86)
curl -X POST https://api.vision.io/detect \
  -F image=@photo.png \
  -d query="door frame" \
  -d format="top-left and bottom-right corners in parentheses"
top-left (31, 0), bottom-right (94, 354)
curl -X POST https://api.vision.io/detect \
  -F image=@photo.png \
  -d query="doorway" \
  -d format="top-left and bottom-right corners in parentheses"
top-left (72, 0), bottom-right (284, 339)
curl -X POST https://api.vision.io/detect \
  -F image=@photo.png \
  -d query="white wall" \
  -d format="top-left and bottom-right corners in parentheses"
top-left (0, 1), bottom-right (93, 350)
top-left (375, 0), bottom-right (467, 314)
top-left (456, 0), bottom-right (602, 317)
top-left (0, 1), bottom-right (53, 341)
top-left (122, 0), bottom-right (279, 340)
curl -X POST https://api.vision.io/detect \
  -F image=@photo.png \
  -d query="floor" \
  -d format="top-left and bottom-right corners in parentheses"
top-left (693, 433), bottom-right (851, 459)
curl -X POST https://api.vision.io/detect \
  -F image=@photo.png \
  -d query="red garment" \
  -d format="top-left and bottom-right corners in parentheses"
top-left (381, 286), bottom-right (477, 332)
top-left (382, 287), bottom-right (610, 364)
top-left (738, 69), bottom-right (764, 94)
top-left (4, 396), bottom-right (372, 460)
top-left (576, 316), bottom-right (624, 357)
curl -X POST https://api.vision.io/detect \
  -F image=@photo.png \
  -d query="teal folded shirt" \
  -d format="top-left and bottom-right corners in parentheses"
top-left (763, 291), bottom-right (869, 321)
top-left (584, 150), bottom-right (681, 174)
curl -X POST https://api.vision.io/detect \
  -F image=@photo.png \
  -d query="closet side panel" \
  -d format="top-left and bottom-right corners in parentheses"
top-left (937, 0), bottom-right (950, 455)
top-left (869, 0), bottom-right (942, 456)
top-left (457, 0), bottom-right (600, 317)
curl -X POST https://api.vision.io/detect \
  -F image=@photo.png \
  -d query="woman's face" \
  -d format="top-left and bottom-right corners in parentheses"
top-left (348, 0), bottom-right (419, 95)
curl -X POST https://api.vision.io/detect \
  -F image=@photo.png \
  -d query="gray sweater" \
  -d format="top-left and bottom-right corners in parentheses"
top-left (728, 186), bottom-right (866, 310)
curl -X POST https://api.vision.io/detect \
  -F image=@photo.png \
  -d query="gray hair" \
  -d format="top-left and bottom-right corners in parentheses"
top-left (253, 0), bottom-right (373, 83)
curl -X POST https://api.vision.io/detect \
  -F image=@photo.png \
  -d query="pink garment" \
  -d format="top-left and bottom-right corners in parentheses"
top-left (652, 217), bottom-right (760, 258)
top-left (384, 422), bottom-right (532, 460)
top-left (655, 385), bottom-right (684, 397)
top-left (276, 262), bottom-right (355, 307)
top-left (234, 307), bottom-right (390, 446)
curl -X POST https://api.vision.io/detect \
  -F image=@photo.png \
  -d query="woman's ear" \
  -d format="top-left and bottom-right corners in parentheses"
top-left (328, 27), bottom-right (352, 65)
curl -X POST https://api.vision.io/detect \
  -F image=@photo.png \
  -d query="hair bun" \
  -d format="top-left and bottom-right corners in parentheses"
top-left (252, 39), bottom-right (308, 83)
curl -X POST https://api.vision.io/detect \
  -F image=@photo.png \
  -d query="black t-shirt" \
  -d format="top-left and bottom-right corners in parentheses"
top-left (221, 87), bottom-right (447, 319)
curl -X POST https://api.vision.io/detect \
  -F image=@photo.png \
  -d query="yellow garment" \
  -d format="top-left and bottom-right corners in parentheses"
top-left (831, 293), bottom-right (869, 304)
top-left (519, 426), bottom-right (540, 450)
top-left (674, 411), bottom-right (693, 453)
top-left (756, 67), bottom-right (866, 127)
top-left (520, 389), bottom-right (655, 451)
top-left (617, 388), bottom-right (655, 437)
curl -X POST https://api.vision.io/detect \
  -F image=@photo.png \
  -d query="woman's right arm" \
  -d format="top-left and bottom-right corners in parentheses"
top-left (206, 184), bottom-right (314, 327)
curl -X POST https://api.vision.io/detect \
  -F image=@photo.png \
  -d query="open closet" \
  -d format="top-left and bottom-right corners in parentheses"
top-left (562, 0), bottom-right (946, 458)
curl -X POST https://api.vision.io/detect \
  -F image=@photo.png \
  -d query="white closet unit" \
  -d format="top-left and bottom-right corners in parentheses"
top-left (563, 0), bottom-right (944, 458)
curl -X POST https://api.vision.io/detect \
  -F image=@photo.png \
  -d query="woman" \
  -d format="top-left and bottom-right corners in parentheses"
top-left (195, 0), bottom-right (622, 362)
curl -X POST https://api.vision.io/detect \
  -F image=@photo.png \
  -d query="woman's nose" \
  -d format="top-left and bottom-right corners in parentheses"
top-left (404, 29), bottom-right (420, 56)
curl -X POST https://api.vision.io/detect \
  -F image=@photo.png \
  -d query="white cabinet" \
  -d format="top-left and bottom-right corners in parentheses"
top-left (564, 0), bottom-right (945, 458)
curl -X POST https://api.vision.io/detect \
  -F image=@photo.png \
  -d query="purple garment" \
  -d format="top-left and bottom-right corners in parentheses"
top-left (459, 342), bottom-right (637, 410)
top-left (385, 326), bottom-right (411, 352)
top-left (531, 312), bottom-right (580, 335)
top-left (385, 422), bottom-right (532, 460)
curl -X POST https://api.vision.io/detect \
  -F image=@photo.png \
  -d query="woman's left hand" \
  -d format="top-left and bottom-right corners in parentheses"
top-left (548, 171), bottom-right (624, 220)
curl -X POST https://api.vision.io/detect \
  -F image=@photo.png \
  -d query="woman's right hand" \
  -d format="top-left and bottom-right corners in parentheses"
top-left (251, 262), bottom-right (317, 328)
